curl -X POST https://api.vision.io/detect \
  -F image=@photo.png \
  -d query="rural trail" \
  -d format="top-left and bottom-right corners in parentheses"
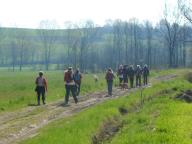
top-left (0, 74), bottom-right (177, 144)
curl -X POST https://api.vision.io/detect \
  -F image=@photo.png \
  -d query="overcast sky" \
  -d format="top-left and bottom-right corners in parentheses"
top-left (0, 0), bottom-right (178, 28)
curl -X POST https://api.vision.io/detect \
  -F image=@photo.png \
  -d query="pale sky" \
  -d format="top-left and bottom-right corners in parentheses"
top-left (0, 0), bottom-right (178, 28)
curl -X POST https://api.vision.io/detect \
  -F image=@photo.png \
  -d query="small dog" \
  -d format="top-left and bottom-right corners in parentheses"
top-left (123, 83), bottom-right (128, 89)
top-left (94, 75), bottom-right (98, 83)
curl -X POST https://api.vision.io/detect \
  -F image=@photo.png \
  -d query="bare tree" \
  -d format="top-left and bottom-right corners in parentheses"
top-left (63, 22), bottom-right (81, 68)
top-left (64, 21), bottom-right (73, 66)
top-left (10, 41), bottom-right (17, 72)
top-left (38, 20), bottom-right (58, 70)
top-left (124, 22), bottom-right (129, 64)
top-left (162, 1), bottom-right (181, 67)
top-left (113, 20), bottom-right (124, 66)
top-left (0, 25), bottom-right (2, 65)
top-left (131, 18), bottom-right (140, 65)
top-left (178, 0), bottom-right (192, 23)
top-left (79, 20), bottom-right (98, 72)
top-left (145, 21), bottom-right (153, 68)
top-left (17, 29), bottom-right (27, 71)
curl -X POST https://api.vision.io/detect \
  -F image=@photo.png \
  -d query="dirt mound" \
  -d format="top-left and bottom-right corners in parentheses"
top-left (91, 117), bottom-right (122, 144)
top-left (175, 90), bottom-right (192, 103)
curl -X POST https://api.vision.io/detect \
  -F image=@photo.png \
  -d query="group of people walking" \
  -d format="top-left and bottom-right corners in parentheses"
top-left (34, 64), bottom-right (149, 106)
top-left (105, 64), bottom-right (149, 96)
top-left (35, 67), bottom-right (82, 106)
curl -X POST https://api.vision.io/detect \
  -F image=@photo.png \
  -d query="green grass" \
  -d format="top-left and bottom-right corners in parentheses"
top-left (0, 71), bottom-right (106, 112)
top-left (109, 81), bottom-right (192, 144)
top-left (20, 70), bottom-right (192, 144)
top-left (0, 68), bottom-right (177, 113)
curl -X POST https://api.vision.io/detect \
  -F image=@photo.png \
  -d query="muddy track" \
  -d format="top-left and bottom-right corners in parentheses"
top-left (0, 74), bottom-right (177, 144)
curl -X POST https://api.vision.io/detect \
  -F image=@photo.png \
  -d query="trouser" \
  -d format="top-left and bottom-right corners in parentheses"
top-left (119, 78), bottom-right (123, 85)
top-left (143, 75), bottom-right (148, 85)
top-left (123, 77), bottom-right (128, 89)
top-left (75, 82), bottom-right (81, 96)
top-left (136, 75), bottom-right (141, 87)
top-left (65, 85), bottom-right (78, 104)
top-left (36, 86), bottom-right (45, 105)
top-left (107, 81), bottom-right (113, 95)
top-left (129, 77), bottom-right (134, 88)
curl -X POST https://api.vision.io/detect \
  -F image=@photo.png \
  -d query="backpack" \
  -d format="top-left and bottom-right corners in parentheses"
top-left (106, 72), bottom-right (114, 81)
top-left (74, 73), bottom-right (81, 82)
top-left (143, 67), bottom-right (149, 76)
top-left (136, 67), bottom-right (142, 76)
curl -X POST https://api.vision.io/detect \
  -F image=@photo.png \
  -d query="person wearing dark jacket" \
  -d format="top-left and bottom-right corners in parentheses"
top-left (105, 68), bottom-right (115, 96)
top-left (123, 65), bottom-right (129, 89)
top-left (73, 68), bottom-right (82, 96)
top-left (117, 65), bottom-right (124, 87)
top-left (35, 71), bottom-right (48, 105)
top-left (143, 64), bottom-right (150, 85)
top-left (64, 67), bottom-right (78, 105)
top-left (135, 65), bottom-right (142, 87)
top-left (128, 65), bottom-right (135, 88)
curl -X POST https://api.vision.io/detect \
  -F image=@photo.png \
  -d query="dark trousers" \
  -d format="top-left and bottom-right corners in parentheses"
top-left (129, 77), bottom-right (134, 88)
top-left (36, 86), bottom-right (45, 105)
top-left (107, 81), bottom-right (113, 95)
top-left (119, 78), bottom-right (123, 84)
top-left (136, 75), bottom-right (141, 87)
top-left (75, 83), bottom-right (81, 96)
top-left (65, 85), bottom-right (78, 103)
top-left (143, 76), bottom-right (148, 85)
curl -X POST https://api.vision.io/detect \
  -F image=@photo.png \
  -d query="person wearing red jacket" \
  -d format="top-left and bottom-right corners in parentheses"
top-left (64, 67), bottom-right (78, 105)
top-left (35, 71), bottom-right (48, 105)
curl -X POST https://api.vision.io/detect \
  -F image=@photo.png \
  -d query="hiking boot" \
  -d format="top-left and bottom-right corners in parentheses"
top-left (37, 101), bottom-right (40, 106)
top-left (105, 94), bottom-right (110, 97)
top-left (43, 101), bottom-right (46, 105)
top-left (63, 102), bottom-right (69, 106)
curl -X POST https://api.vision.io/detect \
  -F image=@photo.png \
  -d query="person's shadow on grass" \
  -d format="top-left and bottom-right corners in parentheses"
top-left (28, 103), bottom-right (39, 106)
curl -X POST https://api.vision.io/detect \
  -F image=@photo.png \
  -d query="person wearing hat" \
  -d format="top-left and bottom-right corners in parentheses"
top-left (64, 67), bottom-right (78, 105)
top-left (35, 71), bottom-right (48, 105)
top-left (105, 68), bottom-right (115, 96)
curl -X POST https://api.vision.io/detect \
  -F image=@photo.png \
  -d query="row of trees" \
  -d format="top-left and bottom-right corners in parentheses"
top-left (0, 0), bottom-right (192, 72)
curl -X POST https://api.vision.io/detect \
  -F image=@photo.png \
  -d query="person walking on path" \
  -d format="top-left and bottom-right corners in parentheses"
top-left (128, 65), bottom-right (135, 88)
top-left (123, 65), bottom-right (129, 89)
top-left (143, 64), bottom-right (150, 85)
top-left (35, 71), bottom-right (48, 105)
top-left (135, 65), bottom-right (142, 87)
top-left (73, 68), bottom-right (83, 96)
top-left (105, 68), bottom-right (115, 96)
top-left (117, 64), bottom-right (124, 88)
top-left (64, 67), bottom-right (78, 105)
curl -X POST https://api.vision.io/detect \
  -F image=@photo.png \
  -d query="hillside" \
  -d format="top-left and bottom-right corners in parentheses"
top-left (0, 69), bottom-right (191, 144)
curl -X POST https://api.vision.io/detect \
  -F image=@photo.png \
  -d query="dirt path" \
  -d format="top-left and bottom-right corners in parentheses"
top-left (0, 74), bottom-right (177, 144)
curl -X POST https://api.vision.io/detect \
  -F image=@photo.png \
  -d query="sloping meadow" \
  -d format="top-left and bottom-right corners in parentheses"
top-left (20, 70), bottom-right (192, 144)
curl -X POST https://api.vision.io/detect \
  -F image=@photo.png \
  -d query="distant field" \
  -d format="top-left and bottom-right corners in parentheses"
top-left (0, 71), bottom-right (106, 112)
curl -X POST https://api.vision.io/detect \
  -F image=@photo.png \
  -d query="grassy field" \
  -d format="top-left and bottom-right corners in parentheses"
top-left (0, 71), bottom-right (106, 112)
top-left (110, 78), bottom-right (192, 144)
top-left (0, 68), bottom-right (176, 112)
top-left (19, 69), bottom-right (192, 144)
